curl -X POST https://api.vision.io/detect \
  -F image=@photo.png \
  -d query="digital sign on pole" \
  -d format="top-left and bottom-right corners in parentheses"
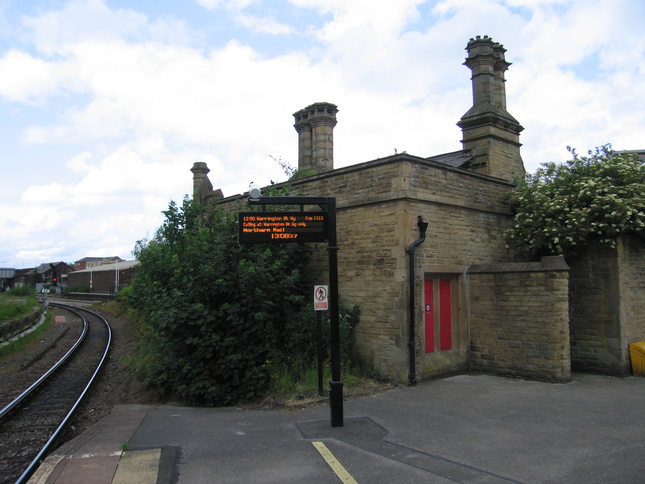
top-left (239, 212), bottom-right (328, 243)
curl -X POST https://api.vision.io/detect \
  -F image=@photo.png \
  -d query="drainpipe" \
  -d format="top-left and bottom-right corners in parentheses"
top-left (407, 216), bottom-right (429, 385)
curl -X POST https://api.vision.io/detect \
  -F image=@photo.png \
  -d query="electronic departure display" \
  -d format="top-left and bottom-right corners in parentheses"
top-left (239, 212), bottom-right (328, 243)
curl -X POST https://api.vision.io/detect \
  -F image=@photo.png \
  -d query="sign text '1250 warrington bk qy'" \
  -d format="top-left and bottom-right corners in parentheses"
top-left (238, 212), bottom-right (328, 243)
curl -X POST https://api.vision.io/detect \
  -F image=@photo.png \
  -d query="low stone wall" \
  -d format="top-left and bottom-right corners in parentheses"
top-left (0, 306), bottom-right (44, 341)
top-left (468, 257), bottom-right (571, 382)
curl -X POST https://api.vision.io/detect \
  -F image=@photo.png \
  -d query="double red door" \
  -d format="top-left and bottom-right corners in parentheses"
top-left (424, 278), bottom-right (453, 353)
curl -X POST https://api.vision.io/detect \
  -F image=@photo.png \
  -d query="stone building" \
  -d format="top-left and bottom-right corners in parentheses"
top-left (192, 36), bottom-right (645, 382)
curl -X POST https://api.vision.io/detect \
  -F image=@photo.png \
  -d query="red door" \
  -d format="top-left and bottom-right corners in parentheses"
top-left (424, 280), bottom-right (435, 353)
top-left (424, 278), bottom-right (453, 353)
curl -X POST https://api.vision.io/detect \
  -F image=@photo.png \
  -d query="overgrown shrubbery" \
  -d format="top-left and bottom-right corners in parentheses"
top-left (66, 285), bottom-right (91, 293)
top-left (7, 286), bottom-right (34, 297)
top-left (126, 196), bottom-right (364, 406)
top-left (0, 289), bottom-right (38, 321)
top-left (505, 145), bottom-right (645, 257)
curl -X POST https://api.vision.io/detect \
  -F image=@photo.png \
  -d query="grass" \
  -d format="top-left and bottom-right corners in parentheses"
top-left (268, 362), bottom-right (380, 400)
top-left (0, 293), bottom-right (39, 321)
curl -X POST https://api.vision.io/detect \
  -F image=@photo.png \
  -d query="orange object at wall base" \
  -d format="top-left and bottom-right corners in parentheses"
top-left (629, 342), bottom-right (645, 376)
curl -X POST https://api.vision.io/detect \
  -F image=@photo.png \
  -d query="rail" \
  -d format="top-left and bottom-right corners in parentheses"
top-left (0, 303), bottom-right (112, 484)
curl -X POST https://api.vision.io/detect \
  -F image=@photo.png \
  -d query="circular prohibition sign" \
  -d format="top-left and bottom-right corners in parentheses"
top-left (315, 286), bottom-right (327, 301)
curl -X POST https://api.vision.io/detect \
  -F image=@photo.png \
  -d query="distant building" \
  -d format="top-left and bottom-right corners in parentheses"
top-left (73, 256), bottom-right (123, 271)
top-left (67, 260), bottom-right (139, 294)
top-left (33, 262), bottom-right (72, 292)
top-left (0, 268), bottom-right (15, 291)
top-left (13, 268), bottom-right (35, 288)
top-left (618, 149), bottom-right (645, 163)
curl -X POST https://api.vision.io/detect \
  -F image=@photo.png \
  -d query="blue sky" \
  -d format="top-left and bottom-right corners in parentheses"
top-left (0, 0), bottom-right (643, 269)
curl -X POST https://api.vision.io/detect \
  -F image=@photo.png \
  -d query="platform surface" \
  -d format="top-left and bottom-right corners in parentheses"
top-left (30, 374), bottom-right (645, 483)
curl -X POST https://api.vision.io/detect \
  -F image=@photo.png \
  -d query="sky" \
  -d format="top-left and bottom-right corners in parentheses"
top-left (0, 0), bottom-right (643, 269)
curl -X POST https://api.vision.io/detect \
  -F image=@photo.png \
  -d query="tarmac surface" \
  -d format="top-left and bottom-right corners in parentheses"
top-left (30, 373), bottom-right (645, 483)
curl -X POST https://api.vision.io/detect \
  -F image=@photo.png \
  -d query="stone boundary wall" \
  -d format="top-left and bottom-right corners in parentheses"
top-left (617, 237), bottom-right (645, 351)
top-left (468, 257), bottom-right (571, 382)
top-left (569, 236), bottom-right (645, 376)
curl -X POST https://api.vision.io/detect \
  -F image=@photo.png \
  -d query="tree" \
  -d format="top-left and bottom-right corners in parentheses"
top-left (505, 145), bottom-right (645, 258)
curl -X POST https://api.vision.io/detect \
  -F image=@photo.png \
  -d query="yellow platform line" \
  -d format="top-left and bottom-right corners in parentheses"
top-left (312, 441), bottom-right (358, 484)
top-left (112, 448), bottom-right (161, 484)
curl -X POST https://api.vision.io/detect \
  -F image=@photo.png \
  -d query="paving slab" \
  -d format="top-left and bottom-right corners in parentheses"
top-left (29, 404), bottom-right (152, 484)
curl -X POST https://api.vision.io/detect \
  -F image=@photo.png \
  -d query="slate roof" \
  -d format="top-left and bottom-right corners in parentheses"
top-left (75, 256), bottom-right (122, 263)
top-left (426, 150), bottom-right (473, 169)
top-left (35, 262), bottom-right (67, 274)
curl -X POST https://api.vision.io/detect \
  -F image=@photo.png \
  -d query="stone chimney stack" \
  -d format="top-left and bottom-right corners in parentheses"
top-left (457, 36), bottom-right (525, 181)
top-left (191, 161), bottom-right (213, 204)
top-left (293, 102), bottom-right (338, 173)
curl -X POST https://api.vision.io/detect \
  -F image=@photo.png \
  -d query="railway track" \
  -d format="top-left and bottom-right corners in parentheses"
top-left (0, 303), bottom-right (112, 484)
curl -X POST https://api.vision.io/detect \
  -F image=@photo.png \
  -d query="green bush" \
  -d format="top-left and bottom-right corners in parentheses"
top-left (66, 285), bottom-right (91, 293)
top-left (8, 286), bottom-right (34, 296)
top-left (505, 145), bottom-right (645, 257)
top-left (129, 198), bottom-right (318, 405)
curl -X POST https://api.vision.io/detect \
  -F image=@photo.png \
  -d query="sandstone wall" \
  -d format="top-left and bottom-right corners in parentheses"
top-left (618, 237), bottom-right (645, 352)
top-left (569, 236), bottom-right (645, 376)
top-left (467, 257), bottom-right (571, 382)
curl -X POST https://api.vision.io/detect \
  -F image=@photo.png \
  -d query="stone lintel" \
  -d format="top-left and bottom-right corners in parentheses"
top-left (468, 256), bottom-right (570, 274)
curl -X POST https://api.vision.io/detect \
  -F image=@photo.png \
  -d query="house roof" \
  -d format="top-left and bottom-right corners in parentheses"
top-left (35, 262), bottom-right (68, 274)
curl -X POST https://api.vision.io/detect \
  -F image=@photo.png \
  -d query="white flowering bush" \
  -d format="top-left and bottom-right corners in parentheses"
top-left (505, 145), bottom-right (645, 257)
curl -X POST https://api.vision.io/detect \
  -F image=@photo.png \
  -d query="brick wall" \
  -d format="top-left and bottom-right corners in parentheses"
top-left (67, 265), bottom-right (138, 293)
top-left (468, 257), bottom-right (571, 382)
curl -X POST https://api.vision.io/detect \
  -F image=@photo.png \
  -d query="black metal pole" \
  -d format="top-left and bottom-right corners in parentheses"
top-left (327, 197), bottom-right (343, 427)
top-left (317, 310), bottom-right (323, 396)
top-left (247, 194), bottom-right (343, 426)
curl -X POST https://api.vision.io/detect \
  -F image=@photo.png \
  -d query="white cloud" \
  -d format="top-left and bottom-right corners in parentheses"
top-left (235, 14), bottom-right (294, 35)
top-left (67, 151), bottom-right (94, 173)
top-left (0, 50), bottom-right (59, 102)
top-left (196, 0), bottom-right (258, 10)
top-left (0, 202), bottom-right (74, 239)
top-left (24, 124), bottom-right (71, 144)
top-left (22, 0), bottom-right (192, 57)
